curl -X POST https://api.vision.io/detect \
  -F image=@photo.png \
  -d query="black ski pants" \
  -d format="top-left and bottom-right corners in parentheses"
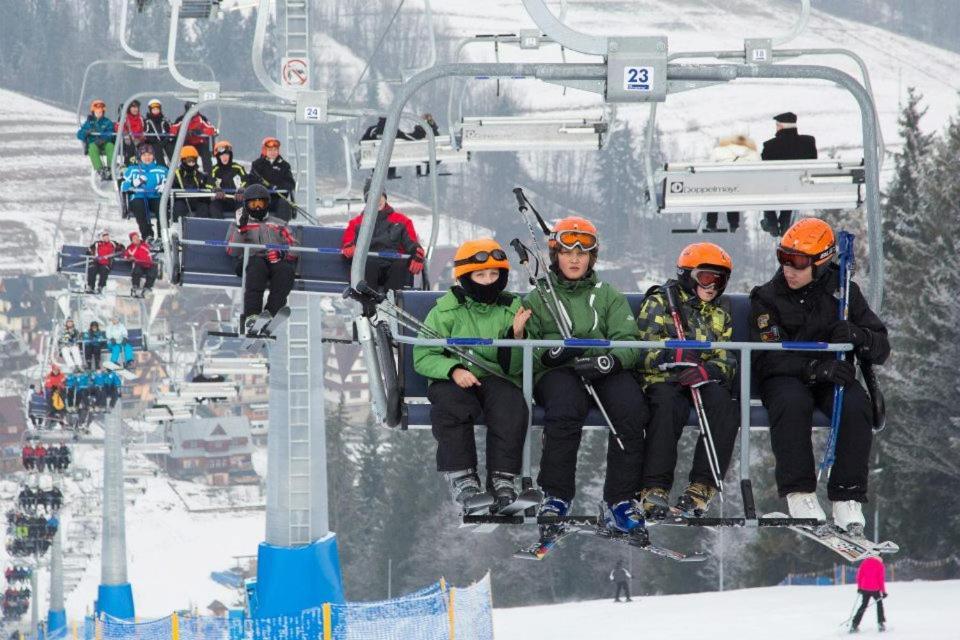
top-left (209, 198), bottom-right (238, 220)
top-left (242, 257), bottom-right (296, 321)
top-left (613, 582), bottom-right (631, 601)
top-left (129, 198), bottom-right (160, 240)
top-left (365, 257), bottom-right (410, 293)
top-left (131, 264), bottom-right (157, 289)
top-left (427, 377), bottom-right (527, 479)
top-left (763, 210), bottom-right (793, 236)
top-left (642, 381), bottom-right (740, 491)
top-left (705, 211), bottom-right (740, 230)
top-left (761, 376), bottom-right (873, 501)
top-left (535, 368), bottom-right (648, 504)
top-left (86, 263), bottom-right (110, 290)
top-left (852, 590), bottom-right (885, 628)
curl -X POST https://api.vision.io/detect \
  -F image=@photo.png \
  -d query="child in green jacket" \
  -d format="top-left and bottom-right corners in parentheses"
top-left (413, 239), bottom-right (532, 511)
top-left (524, 216), bottom-right (649, 543)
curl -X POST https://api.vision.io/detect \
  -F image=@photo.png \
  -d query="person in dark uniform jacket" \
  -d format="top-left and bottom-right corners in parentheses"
top-left (760, 112), bottom-right (818, 237)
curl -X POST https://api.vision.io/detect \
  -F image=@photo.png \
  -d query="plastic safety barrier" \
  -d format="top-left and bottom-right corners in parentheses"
top-left (460, 116), bottom-right (606, 151)
top-left (358, 135), bottom-right (469, 170)
top-left (175, 218), bottom-right (413, 294)
top-left (659, 159), bottom-right (864, 214)
top-left (82, 576), bottom-right (493, 640)
top-left (394, 290), bottom-right (833, 430)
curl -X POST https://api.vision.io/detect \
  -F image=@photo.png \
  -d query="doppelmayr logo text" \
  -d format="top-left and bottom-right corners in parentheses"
top-left (669, 182), bottom-right (740, 195)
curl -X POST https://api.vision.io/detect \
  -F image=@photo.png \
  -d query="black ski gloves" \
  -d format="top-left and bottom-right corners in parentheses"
top-left (829, 320), bottom-right (871, 350)
top-left (806, 359), bottom-right (856, 386)
top-left (541, 346), bottom-right (576, 368)
top-left (676, 362), bottom-right (723, 388)
top-left (573, 355), bottom-right (622, 381)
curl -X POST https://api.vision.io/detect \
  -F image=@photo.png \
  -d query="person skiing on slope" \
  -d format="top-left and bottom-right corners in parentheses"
top-left (120, 144), bottom-right (169, 242)
top-left (340, 179), bottom-right (425, 292)
top-left (413, 239), bottom-right (531, 511)
top-left (209, 140), bottom-right (247, 220)
top-left (635, 242), bottom-right (741, 518)
top-left (225, 184), bottom-right (298, 333)
top-left (84, 231), bottom-right (124, 294)
top-left (249, 137), bottom-right (296, 220)
top-left (124, 231), bottom-right (158, 298)
top-left (750, 218), bottom-right (889, 533)
top-left (76, 99), bottom-right (115, 180)
top-left (609, 559), bottom-right (632, 602)
top-left (851, 555), bottom-right (887, 632)
top-left (170, 145), bottom-right (213, 220)
top-left (524, 216), bottom-right (649, 544)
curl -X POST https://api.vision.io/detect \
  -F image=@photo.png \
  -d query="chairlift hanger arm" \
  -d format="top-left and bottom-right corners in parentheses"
top-left (251, 0), bottom-right (296, 101)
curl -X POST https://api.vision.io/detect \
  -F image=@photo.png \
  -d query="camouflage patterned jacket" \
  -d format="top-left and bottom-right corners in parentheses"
top-left (635, 281), bottom-right (737, 388)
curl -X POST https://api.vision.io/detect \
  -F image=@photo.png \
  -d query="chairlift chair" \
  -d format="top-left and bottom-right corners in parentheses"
top-left (459, 116), bottom-right (607, 152)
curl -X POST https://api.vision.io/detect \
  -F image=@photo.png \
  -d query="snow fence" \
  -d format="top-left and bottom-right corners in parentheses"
top-left (84, 575), bottom-right (493, 640)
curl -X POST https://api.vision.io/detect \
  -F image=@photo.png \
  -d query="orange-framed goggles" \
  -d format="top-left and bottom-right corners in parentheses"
top-left (263, 139), bottom-right (281, 149)
top-left (246, 198), bottom-right (269, 211)
top-left (553, 230), bottom-right (597, 252)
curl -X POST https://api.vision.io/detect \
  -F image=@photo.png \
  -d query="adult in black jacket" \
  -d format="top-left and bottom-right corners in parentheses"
top-left (760, 112), bottom-right (818, 237)
top-left (250, 137), bottom-right (296, 221)
top-left (750, 218), bottom-right (888, 534)
top-left (609, 560), bottom-right (632, 602)
top-left (409, 113), bottom-right (441, 177)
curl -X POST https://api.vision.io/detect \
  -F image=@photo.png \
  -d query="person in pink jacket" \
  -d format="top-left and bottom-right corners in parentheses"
top-left (851, 555), bottom-right (887, 632)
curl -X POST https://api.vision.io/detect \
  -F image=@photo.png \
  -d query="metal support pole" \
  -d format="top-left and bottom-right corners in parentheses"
top-left (47, 528), bottom-right (66, 636)
top-left (521, 346), bottom-right (533, 479)
top-left (29, 570), bottom-right (38, 638)
top-left (97, 400), bottom-right (134, 619)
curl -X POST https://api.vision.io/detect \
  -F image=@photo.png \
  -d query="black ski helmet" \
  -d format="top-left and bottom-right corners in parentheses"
top-left (243, 183), bottom-right (272, 221)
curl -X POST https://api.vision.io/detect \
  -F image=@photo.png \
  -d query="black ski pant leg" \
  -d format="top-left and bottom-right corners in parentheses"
top-left (264, 261), bottom-right (296, 315)
top-left (535, 367), bottom-right (590, 502)
top-left (641, 382), bottom-right (691, 492)
top-left (143, 265), bottom-right (158, 288)
top-left (96, 266), bottom-right (110, 290)
top-left (242, 257), bottom-right (269, 321)
top-left (761, 376), bottom-right (817, 496)
top-left (130, 200), bottom-right (154, 240)
top-left (365, 258), bottom-right (409, 292)
top-left (427, 380), bottom-right (481, 472)
top-left (614, 582), bottom-right (629, 601)
top-left (688, 382), bottom-right (741, 489)
top-left (593, 371), bottom-right (648, 504)
top-left (851, 591), bottom-right (874, 628)
top-left (476, 376), bottom-right (528, 478)
top-left (814, 380), bottom-right (873, 502)
top-left (131, 265), bottom-right (142, 289)
top-left (726, 211), bottom-right (740, 229)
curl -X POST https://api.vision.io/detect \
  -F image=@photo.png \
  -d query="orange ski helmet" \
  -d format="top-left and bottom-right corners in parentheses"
top-left (261, 137), bottom-right (281, 154)
top-left (778, 218), bottom-right (836, 276)
top-left (453, 238), bottom-right (509, 280)
top-left (548, 216), bottom-right (598, 252)
top-left (180, 145), bottom-right (200, 160)
top-left (677, 242), bottom-right (733, 294)
top-left (213, 140), bottom-right (233, 156)
top-left (90, 99), bottom-right (106, 112)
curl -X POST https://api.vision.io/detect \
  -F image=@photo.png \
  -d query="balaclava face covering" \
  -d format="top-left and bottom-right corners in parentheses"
top-left (457, 270), bottom-right (508, 304)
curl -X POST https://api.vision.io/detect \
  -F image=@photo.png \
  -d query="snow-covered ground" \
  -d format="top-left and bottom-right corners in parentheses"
top-left (494, 579), bottom-right (959, 639)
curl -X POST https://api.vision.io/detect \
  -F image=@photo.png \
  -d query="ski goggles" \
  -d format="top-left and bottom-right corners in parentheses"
top-left (263, 139), bottom-right (281, 149)
top-left (454, 249), bottom-right (507, 267)
top-left (776, 245), bottom-right (836, 270)
top-left (214, 145), bottom-right (233, 155)
top-left (553, 230), bottom-right (598, 252)
top-left (246, 198), bottom-right (269, 211)
top-left (690, 268), bottom-right (729, 290)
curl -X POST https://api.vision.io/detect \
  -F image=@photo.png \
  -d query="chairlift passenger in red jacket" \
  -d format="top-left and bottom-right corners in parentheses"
top-left (341, 179), bottom-right (424, 292)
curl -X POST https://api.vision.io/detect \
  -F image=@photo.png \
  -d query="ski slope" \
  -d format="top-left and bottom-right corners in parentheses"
top-left (493, 579), bottom-right (959, 639)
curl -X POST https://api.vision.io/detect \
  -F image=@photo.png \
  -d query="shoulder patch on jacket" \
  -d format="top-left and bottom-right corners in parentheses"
top-left (757, 313), bottom-right (770, 329)
top-left (760, 327), bottom-right (780, 342)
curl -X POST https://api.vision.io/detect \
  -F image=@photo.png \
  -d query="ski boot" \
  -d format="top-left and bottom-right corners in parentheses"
top-left (488, 471), bottom-right (518, 513)
top-left (537, 495), bottom-right (570, 542)
top-left (603, 500), bottom-right (649, 545)
top-left (787, 492), bottom-right (826, 521)
top-left (444, 469), bottom-right (482, 507)
top-left (832, 500), bottom-right (866, 537)
top-left (675, 482), bottom-right (717, 518)
top-left (639, 487), bottom-right (670, 521)
top-left (130, 287), bottom-right (142, 298)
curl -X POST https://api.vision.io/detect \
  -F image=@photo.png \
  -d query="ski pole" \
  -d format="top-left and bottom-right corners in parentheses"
top-left (663, 284), bottom-right (724, 497)
top-left (819, 232), bottom-right (855, 480)
top-left (343, 282), bottom-right (512, 382)
top-left (509, 237), bottom-right (625, 451)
